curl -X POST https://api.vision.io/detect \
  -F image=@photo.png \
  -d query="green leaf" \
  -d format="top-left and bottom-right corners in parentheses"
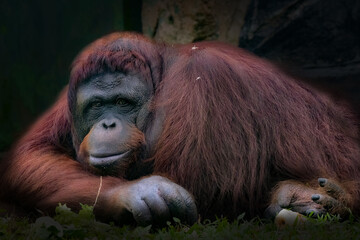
top-left (32, 216), bottom-right (64, 239)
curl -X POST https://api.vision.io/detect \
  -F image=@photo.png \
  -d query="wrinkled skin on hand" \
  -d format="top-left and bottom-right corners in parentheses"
top-left (105, 176), bottom-right (198, 226)
top-left (265, 178), bottom-right (350, 219)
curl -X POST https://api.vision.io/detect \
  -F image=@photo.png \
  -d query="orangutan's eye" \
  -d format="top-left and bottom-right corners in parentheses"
top-left (91, 101), bottom-right (102, 109)
top-left (116, 98), bottom-right (130, 106)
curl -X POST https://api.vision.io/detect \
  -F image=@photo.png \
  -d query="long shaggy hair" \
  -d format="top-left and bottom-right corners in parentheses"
top-left (153, 42), bottom-right (360, 218)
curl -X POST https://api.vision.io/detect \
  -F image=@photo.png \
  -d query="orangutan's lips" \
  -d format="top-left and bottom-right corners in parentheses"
top-left (89, 151), bottom-right (130, 166)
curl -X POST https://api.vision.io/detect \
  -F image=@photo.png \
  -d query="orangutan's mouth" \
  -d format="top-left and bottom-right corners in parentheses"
top-left (89, 151), bottom-right (131, 167)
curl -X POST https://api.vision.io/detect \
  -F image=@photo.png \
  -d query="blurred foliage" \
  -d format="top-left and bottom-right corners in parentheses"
top-left (0, 0), bottom-right (141, 152)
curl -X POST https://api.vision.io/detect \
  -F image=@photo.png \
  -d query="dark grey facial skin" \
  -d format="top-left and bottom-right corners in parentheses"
top-left (75, 72), bottom-right (152, 140)
top-left (73, 72), bottom-right (154, 171)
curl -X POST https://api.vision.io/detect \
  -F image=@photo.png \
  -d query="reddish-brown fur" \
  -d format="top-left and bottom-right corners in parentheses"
top-left (1, 32), bottom-right (360, 221)
top-left (0, 89), bottom-right (122, 216)
top-left (152, 42), bottom-right (360, 218)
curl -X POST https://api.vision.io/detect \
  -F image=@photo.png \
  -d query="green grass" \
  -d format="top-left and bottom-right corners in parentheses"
top-left (1, 204), bottom-right (360, 240)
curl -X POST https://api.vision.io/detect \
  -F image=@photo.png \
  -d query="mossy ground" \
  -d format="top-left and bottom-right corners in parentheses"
top-left (1, 204), bottom-right (359, 240)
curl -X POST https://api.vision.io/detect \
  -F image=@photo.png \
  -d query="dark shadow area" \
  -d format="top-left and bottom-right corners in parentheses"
top-left (239, 0), bottom-right (360, 116)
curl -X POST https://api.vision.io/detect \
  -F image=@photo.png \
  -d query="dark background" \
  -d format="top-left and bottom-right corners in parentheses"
top-left (0, 0), bottom-right (142, 152)
top-left (0, 0), bottom-right (359, 153)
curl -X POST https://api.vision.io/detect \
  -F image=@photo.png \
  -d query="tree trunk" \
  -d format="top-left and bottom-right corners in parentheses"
top-left (142, 0), bottom-right (251, 45)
